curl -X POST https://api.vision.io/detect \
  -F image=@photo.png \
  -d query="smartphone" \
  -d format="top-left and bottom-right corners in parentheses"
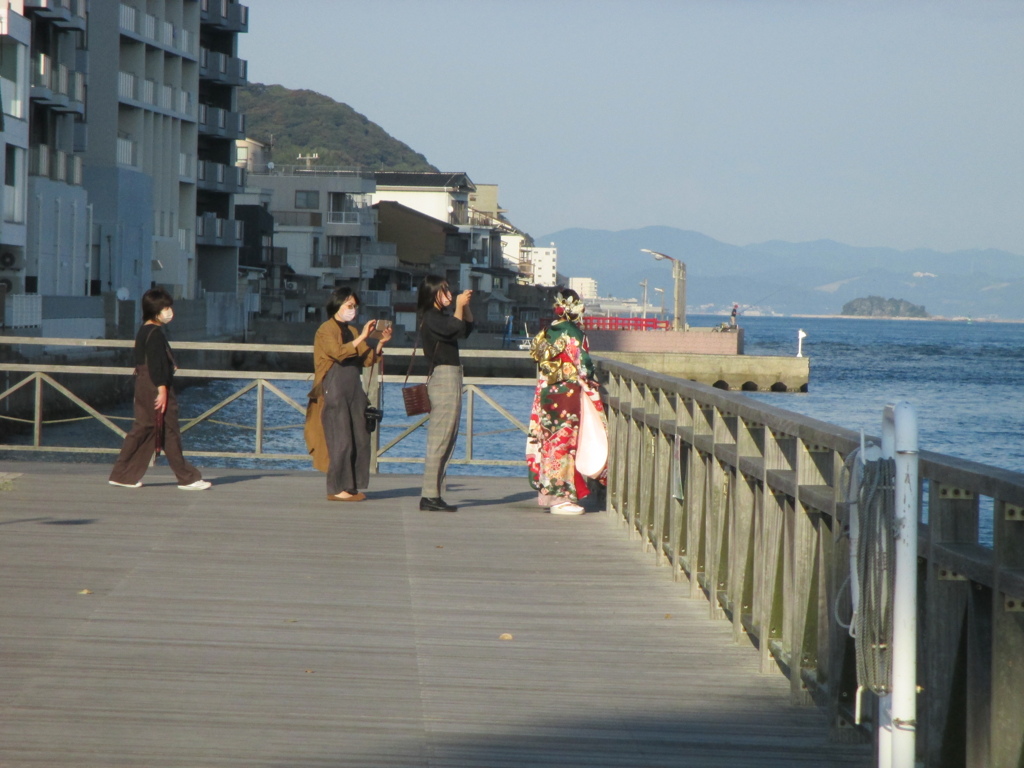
top-left (369, 319), bottom-right (392, 340)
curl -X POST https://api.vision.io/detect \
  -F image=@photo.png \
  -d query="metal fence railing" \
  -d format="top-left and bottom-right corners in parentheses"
top-left (0, 337), bottom-right (535, 472)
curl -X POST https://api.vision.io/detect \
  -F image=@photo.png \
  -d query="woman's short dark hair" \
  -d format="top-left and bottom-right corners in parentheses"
top-left (326, 287), bottom-right (360, 317)
top-left (141, 288), bottom-right (173, 322)
top-left (417, 274), bottom-right (450, 314)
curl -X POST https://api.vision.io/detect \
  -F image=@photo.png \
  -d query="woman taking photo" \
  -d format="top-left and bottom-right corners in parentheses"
top-left (109, 288), bottom-right (210, 490)
top-left (305, 287), bottom-right (392, 502)
top-left (526, 288), bottom-right (606, 514)
top-left (417, 275), bottom-right (473, 512)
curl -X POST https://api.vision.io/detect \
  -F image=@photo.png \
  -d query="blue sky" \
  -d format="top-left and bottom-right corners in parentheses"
top-left (239, 0), bottom-right (1024, 255)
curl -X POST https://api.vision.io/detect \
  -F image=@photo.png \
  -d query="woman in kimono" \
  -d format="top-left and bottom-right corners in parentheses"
top-left (526, 288), bottom-right (607, 514)
top-left (305, 288), bottom-right (392, 501)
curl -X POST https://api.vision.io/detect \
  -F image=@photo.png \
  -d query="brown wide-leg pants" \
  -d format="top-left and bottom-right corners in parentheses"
top-left (109, 365), bottom-right (202, 486)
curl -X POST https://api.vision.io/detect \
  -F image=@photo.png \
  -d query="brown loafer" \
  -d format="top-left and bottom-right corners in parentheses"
top-left (327, 492), bottom-right (366, 502)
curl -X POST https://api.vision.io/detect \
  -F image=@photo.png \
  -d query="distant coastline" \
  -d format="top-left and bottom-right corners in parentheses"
top-left (784, 314), bottom-right (1024, 324)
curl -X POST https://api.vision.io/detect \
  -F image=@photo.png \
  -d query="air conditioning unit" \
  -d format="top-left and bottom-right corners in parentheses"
top-left (0, 252), bottom-right (23, 271)
top-left (284, 280), bottom-right (298, 291)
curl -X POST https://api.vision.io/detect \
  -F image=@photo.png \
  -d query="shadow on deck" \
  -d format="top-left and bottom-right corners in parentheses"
top-left (0, 462), bottom-right (870, 767)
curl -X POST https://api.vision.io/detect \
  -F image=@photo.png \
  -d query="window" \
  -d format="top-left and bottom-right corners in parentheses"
top-left (295, 190), bottom-right (319, 210)
top-left (309, 234), bottom-right (321, 268)
top-left (5, 144), bottom-right (18, 187)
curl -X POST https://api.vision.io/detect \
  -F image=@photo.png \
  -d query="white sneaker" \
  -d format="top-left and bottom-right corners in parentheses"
top-left (109, 480), bottom-right (142, 488)
top-left (550, 502), bottom-right (585, 515)
top-left (178, 479), bottom-right (212, 491)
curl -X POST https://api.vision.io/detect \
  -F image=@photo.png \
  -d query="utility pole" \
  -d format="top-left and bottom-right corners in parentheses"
top-left (297, 152), bottom-right (319, 169)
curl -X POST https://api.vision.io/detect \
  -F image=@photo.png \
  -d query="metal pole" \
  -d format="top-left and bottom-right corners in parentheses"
top-left (673, 260), bottom-right (686, 331)
top-left (888, 401), bottom-right (918, 768)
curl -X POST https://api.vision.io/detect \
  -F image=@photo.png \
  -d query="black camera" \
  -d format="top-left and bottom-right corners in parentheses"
top-left (365, 406), bottom-right (384, 433)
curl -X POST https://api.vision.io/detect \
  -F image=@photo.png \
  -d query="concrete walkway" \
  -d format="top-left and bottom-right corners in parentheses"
top-left (0, 460), bottom-right (869, 767)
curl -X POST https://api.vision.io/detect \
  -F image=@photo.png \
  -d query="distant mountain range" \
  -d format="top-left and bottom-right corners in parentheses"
top-left (538, 226), bottom-right (1024, 320)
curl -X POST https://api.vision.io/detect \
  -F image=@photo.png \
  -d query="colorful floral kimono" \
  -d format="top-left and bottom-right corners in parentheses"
top-left (526, 319), bottom-right (607, 505)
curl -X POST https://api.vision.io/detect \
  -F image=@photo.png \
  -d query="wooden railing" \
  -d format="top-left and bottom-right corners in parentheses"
top-left (597, 356), bottom-right (1024, 768)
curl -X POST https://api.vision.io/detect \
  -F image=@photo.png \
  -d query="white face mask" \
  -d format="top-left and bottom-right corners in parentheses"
top-left (338, 306), bottom-right (357, 323)
top-left (158, 307), bottom-right (174, 324)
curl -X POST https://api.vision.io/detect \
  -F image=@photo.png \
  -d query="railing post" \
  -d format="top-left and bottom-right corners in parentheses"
top-left (255, 380), bottom-right (264, 455)
top-left (465, 387), bottom-right (474, 463)
top-left (33, 374), bottom-right (43, 447)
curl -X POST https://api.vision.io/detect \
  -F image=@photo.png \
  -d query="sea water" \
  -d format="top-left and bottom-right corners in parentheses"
top-left (734, 314), bottom-right (1024, 475)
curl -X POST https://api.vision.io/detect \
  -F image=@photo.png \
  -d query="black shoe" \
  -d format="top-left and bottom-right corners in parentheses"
top-left (419, 496), bottom-right (457, 512)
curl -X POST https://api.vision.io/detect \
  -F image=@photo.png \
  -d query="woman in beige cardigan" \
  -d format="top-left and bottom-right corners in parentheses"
top-left (304, 288), bottom-right (392, 501)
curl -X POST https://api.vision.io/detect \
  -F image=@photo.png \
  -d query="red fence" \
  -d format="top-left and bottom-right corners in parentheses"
top-left (582, 316), bottom-right (670, 331)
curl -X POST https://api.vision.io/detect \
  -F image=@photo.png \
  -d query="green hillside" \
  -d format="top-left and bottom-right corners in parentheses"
top-left (842, 296), bottom-right (929, 318)
top-left (238, 84), bottom-right (437, 172)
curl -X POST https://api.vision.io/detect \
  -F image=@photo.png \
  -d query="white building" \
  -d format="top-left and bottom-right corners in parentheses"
top-left (568, 276), bottom-right (597, 299)
top-left (522, 244), bottom-right (558, 287)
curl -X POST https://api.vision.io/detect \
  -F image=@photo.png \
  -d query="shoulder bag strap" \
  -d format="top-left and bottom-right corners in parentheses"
top-left (404, 322), bottom-right (421, 386)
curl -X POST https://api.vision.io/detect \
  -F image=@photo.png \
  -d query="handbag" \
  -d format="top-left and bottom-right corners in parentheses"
top-left (576, 381), bottom-right (608, 479)
top-left (402, 323), bottom-right (434, 417)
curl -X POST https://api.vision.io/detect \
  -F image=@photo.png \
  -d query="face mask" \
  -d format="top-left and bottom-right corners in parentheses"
top-left (338, 306), bottom-right (357, 323)
top-left (158, 308), bottom-right (174, 324)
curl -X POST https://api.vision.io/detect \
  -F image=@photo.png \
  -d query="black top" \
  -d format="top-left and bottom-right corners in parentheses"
top-left (333, 320), bottom-right (366, 368)
top-left (134, 323), bottom-right (175, 388)
top-left (420, 307), bottom-right (473, 368)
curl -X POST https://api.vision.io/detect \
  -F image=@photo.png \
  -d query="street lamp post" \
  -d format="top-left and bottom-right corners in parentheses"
top-left (641, 249), bottom-right (686, 331)
top-left (638, 279), bottom-right (648, 319)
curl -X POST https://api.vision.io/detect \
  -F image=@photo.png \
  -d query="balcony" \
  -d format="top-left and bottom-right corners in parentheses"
top-left (195, 213), bottom-right (244, 248)
top-left (200, 0), bottom-right (249, 33)
top-left (196, 160), bottom-right (246, 194)
top-left (119, 3), bottom-right (198, 58)
top-left (28, 146), bottom-right (82, 185)
top-left (197, 103), bottom-right (245, 140)
top-left (199, 48), bottom-right (248, 87)
top-left (2, 76), bottom-right (24, 120)
top-left (179, 152), bottom-right (194, 181)
top-left (324, 207), bottom-right (377, 239)
top-left (117, 137), bottom-right (138, 168)
top-left (272, 210), bottom-right (322, 227)
top-left (25, 0), bottom-right (86, 31)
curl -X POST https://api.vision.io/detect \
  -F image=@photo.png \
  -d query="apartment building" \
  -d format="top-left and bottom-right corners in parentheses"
top-left (84, 0), bottom-right (247, 307)
top-left (0, 0), bottom-right (91, 334)
top-left (0, 2), bottom-right (32, 303)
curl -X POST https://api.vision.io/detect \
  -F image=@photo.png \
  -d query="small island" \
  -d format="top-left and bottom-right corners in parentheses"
top-left (841, 296), bottom-right (929, 318)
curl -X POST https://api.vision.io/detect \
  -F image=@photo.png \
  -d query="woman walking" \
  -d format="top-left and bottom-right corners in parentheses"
top-left (526, 289), bottom-right (606, 514)
top-left (417, 275), bottom-right (473, 512)
top-left (109, 288), bottom-right (210, 490)
top-left (305, 288), bottom-right (392, 502)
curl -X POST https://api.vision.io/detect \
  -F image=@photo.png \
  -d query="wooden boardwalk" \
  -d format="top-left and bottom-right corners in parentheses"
top-left (0, 461), bottom-right (870, 768)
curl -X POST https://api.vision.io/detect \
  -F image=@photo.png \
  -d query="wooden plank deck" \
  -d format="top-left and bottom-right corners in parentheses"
top-left (0, 461), bottom-right (870, 767)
